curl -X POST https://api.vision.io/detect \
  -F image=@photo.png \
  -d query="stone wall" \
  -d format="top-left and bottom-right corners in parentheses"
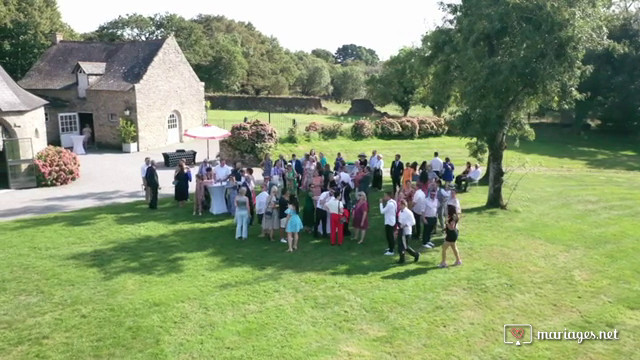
top-left (207, 94), bottom-right (327, 113)
top-left (30, 88), bottom-right (135, 148)
top-left (0, 107), bottom-right (48, 156)
top-left (135, 37), bottom-right (205, 151)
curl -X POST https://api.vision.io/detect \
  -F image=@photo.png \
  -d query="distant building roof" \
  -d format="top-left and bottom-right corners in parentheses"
top-left (0, 65), bottom-right (48, 112)
top-left (18, 38), bottom-right (167, 92)
top-left (74, 61), bottom-right (107, 75)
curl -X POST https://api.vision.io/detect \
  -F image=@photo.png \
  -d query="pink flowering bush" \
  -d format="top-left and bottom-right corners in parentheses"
top-left (397, 118), bottom-right (419, 138)
top-left (415, 116), bottom-right (448, 137)
top-left (34, 146), bottom-right (80, 187)
top-left (220, 120), bottom-right (278, 165)
top-left (350, 120), bottom-right (375, 140)
top-left (374, 117), bottom-right (403, 138)
top-left (304, 121), bottom-right (322, 133)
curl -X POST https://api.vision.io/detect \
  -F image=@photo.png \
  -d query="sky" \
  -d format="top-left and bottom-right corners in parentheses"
top-left (56, 0), bottom-right (446, 59)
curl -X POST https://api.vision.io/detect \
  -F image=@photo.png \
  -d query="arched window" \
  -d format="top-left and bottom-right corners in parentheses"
top-left (167, 113), bottom-right (178, 130)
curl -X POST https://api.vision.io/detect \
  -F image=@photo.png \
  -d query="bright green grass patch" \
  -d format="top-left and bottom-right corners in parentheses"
top-left (207, 102), bottom-right (434, 136)
top-left (1, 130), bottom-right (639, 359)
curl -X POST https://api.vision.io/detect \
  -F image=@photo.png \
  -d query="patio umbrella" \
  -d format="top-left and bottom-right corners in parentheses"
top-left (183, 124), bottom-right (231, 159)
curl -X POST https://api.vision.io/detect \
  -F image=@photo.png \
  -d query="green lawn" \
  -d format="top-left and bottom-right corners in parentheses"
top-left (207, 102), bottom-right (434, 136)
top-left (1, 128), bottom-right (639, 359)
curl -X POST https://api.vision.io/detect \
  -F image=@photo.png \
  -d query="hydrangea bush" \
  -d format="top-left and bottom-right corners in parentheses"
top-left (319, 123), bottom-right (343, 140)
top-left (304, 122), bottom-right (322, 133)
top-left (374, 118), bottom-right (403, 138)
top-left (350, 120), bottom-right (375, 140)
top-left (397, 118), bottom-right (419, 138)
top-left (220, 120), bottom-right (278, 166)
top-left (34, 146), bottom-right (80, 187)
top-left (416, 116), bottom-right (448, 137)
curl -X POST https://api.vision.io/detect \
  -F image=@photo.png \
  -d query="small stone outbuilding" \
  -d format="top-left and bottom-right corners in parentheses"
top-left (0, 65), bottom-right (48, 188)
top-left (18, 34), bottom-right (205, 151)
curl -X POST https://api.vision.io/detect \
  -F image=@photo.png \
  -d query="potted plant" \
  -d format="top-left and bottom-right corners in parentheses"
top-left (117, 118), bottom-right (138, 153)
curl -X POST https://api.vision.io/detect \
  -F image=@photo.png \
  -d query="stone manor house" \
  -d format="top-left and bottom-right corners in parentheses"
top-left (18, 34), bottom-right (205, 151)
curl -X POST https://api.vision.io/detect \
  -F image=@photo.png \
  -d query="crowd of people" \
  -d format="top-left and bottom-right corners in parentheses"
top-left (141, 149), bottom-right (483, 267)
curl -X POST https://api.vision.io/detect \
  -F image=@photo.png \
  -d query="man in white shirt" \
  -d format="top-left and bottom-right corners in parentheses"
top-left (324, 190), bottom-right (345, 245)
top-left (213, 159), bottom-right (232, 182)
top-left (372, 154), bottom-right (384, 191)
top-left (422, 190), bottom-right (439, 249)
top-left (461, 164), bottom-right (482, 192)
top-left (431, 152), bottom-right (443, 177)
top-left (314, 189), bottom-right (331, 238)
top-left (379, 192), bottom-right (397, 255)
top-left (141, 157), bottom-right (151, 202)
top-left (411, 186), bottom-right (426, 240)
top-left (397, 200), bottom-right (420, 264)
top-left (255, 185), bottom-right (269, 230)
top-left (369, 150), bottom-right (379, 169)
top-left (338, 168), bottom-right (353, 188)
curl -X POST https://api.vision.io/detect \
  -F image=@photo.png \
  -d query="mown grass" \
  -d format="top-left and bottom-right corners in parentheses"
top-left (207, 102), bottom-right (434, 136)
top-left (0, 128), bottom-right (638, 359)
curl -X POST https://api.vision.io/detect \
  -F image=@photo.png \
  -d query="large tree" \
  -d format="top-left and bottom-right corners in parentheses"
top-left (311, 48), bottom-right (335, 63)
top-left (331, 65), bottom-right (366, 102)
top-left (294, 53), bottom-right (332, 96)
top-left (0, 0), bottom-right (76, 79)
top-left (335, 44), bottom-right (379, 66)
top-left (429, 0), bottom-right (606, 208)
top-left (576, 5), bottom-right (640, 132)
top-left (366, 47), bottom-right (425, 116)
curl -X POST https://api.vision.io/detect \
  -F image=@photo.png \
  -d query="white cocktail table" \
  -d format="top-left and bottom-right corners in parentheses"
top-left (207, 182), bottom-right (231, 215)
top-left (70, 135), bottom-right (86, 155)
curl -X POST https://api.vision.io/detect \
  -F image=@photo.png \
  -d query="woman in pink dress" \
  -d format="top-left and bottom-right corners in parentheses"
top-left (311, 169), bottom-right (323, 197)
top-left (352, 192), bottom-right (369, 244)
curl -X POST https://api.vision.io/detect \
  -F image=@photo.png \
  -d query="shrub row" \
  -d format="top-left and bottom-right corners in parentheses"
top-left (303, 121), bottom-right (343, 140)
top-left (375, 116), bottom-right (448, 139)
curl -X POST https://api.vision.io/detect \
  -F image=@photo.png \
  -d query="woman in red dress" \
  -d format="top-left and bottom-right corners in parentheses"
top-left (352, 191), bottom-right (369, 244)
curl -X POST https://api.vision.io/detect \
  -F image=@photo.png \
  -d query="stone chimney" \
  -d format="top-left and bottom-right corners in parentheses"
top-left (51, 32), bottom-right (64, 45)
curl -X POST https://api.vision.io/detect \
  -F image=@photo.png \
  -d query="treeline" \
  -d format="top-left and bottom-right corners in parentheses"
top-left (0, 2), bottom-right (378, 101)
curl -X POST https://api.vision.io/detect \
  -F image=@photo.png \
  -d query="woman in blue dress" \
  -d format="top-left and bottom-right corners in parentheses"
top-left (442, 157), bottom-right (455, 187)
top-left (285, 195), bottom-right (303, 252)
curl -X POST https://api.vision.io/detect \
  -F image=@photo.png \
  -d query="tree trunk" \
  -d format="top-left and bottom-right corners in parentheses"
top-left (402, 107), bottom-right (410, 116)
top-left (485, 131), bottom-right (507, 209)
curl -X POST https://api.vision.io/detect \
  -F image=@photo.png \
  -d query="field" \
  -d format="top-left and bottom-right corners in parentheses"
top-left (0, 128), bottom-right (639, 359)
top-left (207, 101), bottom-right (435, 135)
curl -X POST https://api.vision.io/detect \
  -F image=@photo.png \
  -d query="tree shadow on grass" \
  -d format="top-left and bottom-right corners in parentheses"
top-left (59, 199), bottom-right (394, 280)
top-left (512, 126), bottom-right (640, 172)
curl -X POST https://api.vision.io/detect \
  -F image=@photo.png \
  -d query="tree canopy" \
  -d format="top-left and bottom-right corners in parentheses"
top-left (0, 0), bottom-right (76, 79)
top-left (426, 0), bottom-right (606, 208)
top-left (366, 47), bottom-right (425, 116)
top-left (576, 5), bottom-right (640, 132)
top-left (334, 44), bottom-right (379, 66)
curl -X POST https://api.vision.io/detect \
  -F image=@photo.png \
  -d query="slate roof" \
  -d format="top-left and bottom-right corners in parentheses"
top-left (18, 38), bottom-right (167, 92)
top-left (0, 65), bottom-right (48, 112)
top-left (75, 61), bottom-right (107, 75)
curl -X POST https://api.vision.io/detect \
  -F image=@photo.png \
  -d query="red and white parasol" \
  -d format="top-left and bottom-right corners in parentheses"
top-left (183, 124), bottom-right (231, 158)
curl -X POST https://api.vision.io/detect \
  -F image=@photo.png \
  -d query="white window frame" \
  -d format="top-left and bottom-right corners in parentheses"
top-left (58, 112), bottom-right (79, 148)
top-left (167, 113), bottom-right (178, 130)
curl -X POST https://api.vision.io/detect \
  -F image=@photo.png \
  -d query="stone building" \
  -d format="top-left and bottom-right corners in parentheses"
top-left (0, 65), bottom-right (48, 188)
top-left (18, 34), bottom-right (205, 151)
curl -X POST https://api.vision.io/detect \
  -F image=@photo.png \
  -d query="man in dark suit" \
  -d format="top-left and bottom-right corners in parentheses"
top-left (390, 154), bottom-right (404, 195)
top-left (291, 154), bottom-right (303, 188)
top-left (145, 160), bottom-right (160, 209)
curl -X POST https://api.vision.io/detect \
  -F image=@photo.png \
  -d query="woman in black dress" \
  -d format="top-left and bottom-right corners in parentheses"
top-left (174, 162), bottom-right (190, 207)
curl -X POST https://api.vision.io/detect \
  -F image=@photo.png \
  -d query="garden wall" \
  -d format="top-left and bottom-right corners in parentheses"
top-left (206, 94), bottom-right (327, 113)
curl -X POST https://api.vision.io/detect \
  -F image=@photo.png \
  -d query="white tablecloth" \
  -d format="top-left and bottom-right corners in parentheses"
top-left (70, 135), bottom-right (86, 155)
top-left (207, 183), bottom-right (231, 215)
